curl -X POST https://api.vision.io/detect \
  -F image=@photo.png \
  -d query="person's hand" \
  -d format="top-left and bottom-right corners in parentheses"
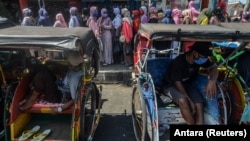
top-left (206, 80), bottom-right (217, 99)
top-left (188, 99), bottom-right (196, 115)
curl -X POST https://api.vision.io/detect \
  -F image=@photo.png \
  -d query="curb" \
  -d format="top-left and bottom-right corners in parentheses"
top-left (93, 64), bottom-right (134, 85)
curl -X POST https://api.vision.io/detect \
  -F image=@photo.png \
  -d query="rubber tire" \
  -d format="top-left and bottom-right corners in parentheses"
top-left (131, 86), bottom-right (150, 141)
top-left (79, 82), bottom-right (97, 141)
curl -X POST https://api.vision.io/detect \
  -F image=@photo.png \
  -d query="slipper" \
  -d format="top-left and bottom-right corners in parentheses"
top-left (31, 129), bottom-right (51, 141)
top-left (18, 125), bottom-right (40, 141)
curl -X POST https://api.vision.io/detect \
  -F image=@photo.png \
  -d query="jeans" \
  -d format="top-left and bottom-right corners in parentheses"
top-left (62, 70), bottom-right (82, 100)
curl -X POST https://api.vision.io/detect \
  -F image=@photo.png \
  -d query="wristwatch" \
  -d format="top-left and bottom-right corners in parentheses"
top-left (57, 106), bottom-right (62, 112)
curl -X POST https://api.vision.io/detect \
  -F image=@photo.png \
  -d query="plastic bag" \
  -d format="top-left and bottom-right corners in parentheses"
top-left (125, 42), bottom-right (132, 56)
top-left (119, 35), bottom-right (125, 43)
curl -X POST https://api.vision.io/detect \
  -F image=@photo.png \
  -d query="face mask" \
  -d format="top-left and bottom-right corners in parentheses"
top-left (93, 11), bottom-right (98, 17)
top-left (102, 13), bottom-right (108, 18)
top-left (194, 57), bottom-right (208, 65)
top-left (131, 14), bottom-right (134, 19)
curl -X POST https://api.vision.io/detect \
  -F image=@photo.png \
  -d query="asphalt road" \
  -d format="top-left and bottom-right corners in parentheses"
top-left (93, 83), bottom-right (136, 141)
top-left (92, 83), bottom-right (170, 141)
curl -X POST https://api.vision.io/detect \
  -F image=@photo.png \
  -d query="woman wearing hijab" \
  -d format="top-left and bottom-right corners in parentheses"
top-left (162, 7), bottom-right (174, 24)
top-left (97, 8), bottom-right (113, 66)
top-left (181, 9), bottom-right (193, 24)
top-left (87, 6), bottom-right (99, 37)
top-left (188, 0), bottom-right (200, 24)
top-left (172, 6), bottom-right (182, 24)
top-left (140, 6), bottom-right (148, 23)
top-left (68, 7), bottom-right (80, 28)
top-left (148, 6), bottom-right (158, 23)
top-left (132, 9), bottom-right (143, 34)
top-left (196, 8), bottom-right (213, 25)
top-left (21, 8), bottom-right (36, 26)
top-left (112, 7), bottom-right (122, 37)
top-left (37, 7), bottom-right (51, 26)
top-left (53, 13), bottom-right (67, 28)
top-left (121, 8), bottom-right (133, 66)
top-left (112, 7), bottom-right (122, 64)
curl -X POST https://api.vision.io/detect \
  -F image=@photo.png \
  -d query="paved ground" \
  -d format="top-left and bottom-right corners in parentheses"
top-left (92, 83), bottom-right (170, 141)
top-left (93, 83), bottom-right (136, 141)
top-left (92, 64), bottom-right (170, 141)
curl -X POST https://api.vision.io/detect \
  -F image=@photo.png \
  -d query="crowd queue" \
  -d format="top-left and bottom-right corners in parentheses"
top-left (19, 0), bottom-right (250, 67)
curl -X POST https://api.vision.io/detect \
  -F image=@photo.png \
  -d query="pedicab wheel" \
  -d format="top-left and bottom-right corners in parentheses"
top-left (79, 82), bottom-right (97, 141)
top-left (132, 86), bottom-right (150, 141)
top-left (217, 81), bottom-right (235, 124)
top-left (2, 82), bottom-right (18, 141)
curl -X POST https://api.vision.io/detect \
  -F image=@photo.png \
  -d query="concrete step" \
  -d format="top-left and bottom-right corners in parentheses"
top-left (93, 64), bottom-right (134, 85)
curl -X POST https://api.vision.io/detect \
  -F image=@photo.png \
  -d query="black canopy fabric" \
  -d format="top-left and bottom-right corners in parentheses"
top-left (0, 26), bottom-right (95, 51)
top-left (137, 23), bottom-right (250, 42)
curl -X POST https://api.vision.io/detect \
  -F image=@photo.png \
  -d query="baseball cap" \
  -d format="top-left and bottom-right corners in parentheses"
top-left (188, 41), bottom-right (213, 57)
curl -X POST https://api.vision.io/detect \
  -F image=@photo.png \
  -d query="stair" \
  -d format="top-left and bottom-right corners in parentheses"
top-left (93, 64), bottom-right (133, 85)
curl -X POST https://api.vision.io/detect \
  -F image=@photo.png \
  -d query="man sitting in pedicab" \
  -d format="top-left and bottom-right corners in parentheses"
top-left (163, 41), bottom-right (218, 125)
top-left (19, 51), bottom-right (83, 114)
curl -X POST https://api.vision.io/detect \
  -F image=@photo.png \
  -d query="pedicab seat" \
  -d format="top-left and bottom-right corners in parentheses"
top-left (145, 58), bottom-right (186, 124)
top-left (25, 100), bottom-right (74, 114)
top-left (145, 58), bottom-right (173, 88)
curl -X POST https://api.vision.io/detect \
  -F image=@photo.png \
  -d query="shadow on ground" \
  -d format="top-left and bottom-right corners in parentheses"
top-left (93, 114), bottom-right (136, 141)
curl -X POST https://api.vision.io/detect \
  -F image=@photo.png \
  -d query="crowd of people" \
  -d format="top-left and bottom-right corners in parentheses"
top-left (20, 0), bottom-right (247, 68)
top-left (9, 0), bottom-right (250, 126)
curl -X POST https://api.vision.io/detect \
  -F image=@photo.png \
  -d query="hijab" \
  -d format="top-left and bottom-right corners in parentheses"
top-left (140, 6), bottom-right (148, 23)
top-left (196, 8), bottom-right (212, 25)
top-left (112, 7), bottom-right (122, 29)
top-left (162, 8), bottom-right (172, 24)
top-left (149, 6), bottom-right (158, 19)
top-left (54, 13), bottom-right (67, 28)
top-left (68, 7), bottom-right (80, 28)
top-left (172, 7), bottom-right (181, 24)
top-left (37, 8), bottom-right (51, 26)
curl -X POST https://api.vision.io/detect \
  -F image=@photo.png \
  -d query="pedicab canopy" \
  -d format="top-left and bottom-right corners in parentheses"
top-left (137, 23), bottom-right (250, 42)
top-left (219, 23), bottom-right (250, 41)
top-left (0, 26), bottom-right (96, 51)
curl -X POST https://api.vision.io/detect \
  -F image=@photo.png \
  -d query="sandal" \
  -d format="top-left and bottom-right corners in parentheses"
top-left (18, 125), bottom-right (40, 141)
top-left (31, 129), bottom-right (51, 141)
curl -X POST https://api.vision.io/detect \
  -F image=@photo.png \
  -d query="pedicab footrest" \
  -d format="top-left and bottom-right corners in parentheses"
top-left (24, 102), bottom-right (74, 114)
top-left (158, 106), bottom-right (186, 124)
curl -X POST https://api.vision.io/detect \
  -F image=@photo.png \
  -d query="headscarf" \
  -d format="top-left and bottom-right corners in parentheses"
top-left (68, 7), bottom-right (80, 28)
top-left (122, 10), bottom-right (132, 25)
top-left (241, 11), bottom-right (250, 23)
top-left (86, 6), bottom-right (98, 32)
top-left (196, 8), bottom-right (212, 25)
top-left (132, 10), bottom-right (143, 33)
top-left (219, 0), bottom-right (227, 15)
top-left (162, 8), bottom-right (172, 24)
top-left (37, 8), bottom-right (51, 26)
top-left (21, 8), bottom-right (35, 26)
top-left (101, 8), bottom-right (108, 18)
top-left (54, 13), bottom-right (67, 28)
top-left (112, 7), bottom-right (122, 29)
top-left (188, 0), bottom-right (195, 9)
top-left (23, 8), bottom-right (32, 17)
top-left (140, 6), bottom-right (148, 23)
top-left (121, 8), bottom-right (128, 16)
top-left (181, 9), bottom-right (193, 24)
top-left (188, 0), bottom-right (200, 23)
top-left (172, 7), bottom-right (181, 24)
top-left (149, 6), bottom-right (158, 19)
